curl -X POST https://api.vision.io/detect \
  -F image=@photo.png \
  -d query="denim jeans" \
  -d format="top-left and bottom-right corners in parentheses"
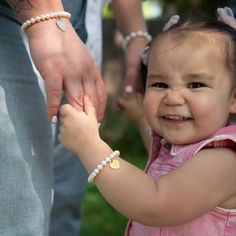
top-left (0, 9), bottom-right (53, 236)
top-left (49, 1), bottom-right (88, 236)
top-left (50, 133), bottom-right (88, 236)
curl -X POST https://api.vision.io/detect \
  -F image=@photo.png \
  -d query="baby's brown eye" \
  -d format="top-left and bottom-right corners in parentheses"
top-left (153, 83), bottom-right (168, 88)
top-left (188, 82), bottom-right (205, 89)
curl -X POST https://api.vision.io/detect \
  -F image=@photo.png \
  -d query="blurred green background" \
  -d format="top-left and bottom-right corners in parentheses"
top-left (79, 0), bottom-right (235, 235)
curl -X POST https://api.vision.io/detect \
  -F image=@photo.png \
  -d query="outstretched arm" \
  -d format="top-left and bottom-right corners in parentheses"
top-left (7, 0), bottom-right (107, 122)
top-left (59, 96), bottom-right (236, 227)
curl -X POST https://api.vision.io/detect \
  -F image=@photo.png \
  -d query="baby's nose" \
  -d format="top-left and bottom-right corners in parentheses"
top-left (163, 88), bottom-right (185, 105)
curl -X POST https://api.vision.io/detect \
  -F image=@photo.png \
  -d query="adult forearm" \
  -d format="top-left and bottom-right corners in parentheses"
top-left (111, 0), bottom-right (146, 36)
top-left (6, 0), bottom-right (64, 20)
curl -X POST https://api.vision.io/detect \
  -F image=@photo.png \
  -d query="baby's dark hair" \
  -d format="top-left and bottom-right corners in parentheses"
top-left (139, 17), bottom-right (236, 92)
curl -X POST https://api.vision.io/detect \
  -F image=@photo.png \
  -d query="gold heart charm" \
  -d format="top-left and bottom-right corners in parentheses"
top-left (56, 19), bottom-right (67, 32)
top-left (109, 159), bottom-right (120, 169)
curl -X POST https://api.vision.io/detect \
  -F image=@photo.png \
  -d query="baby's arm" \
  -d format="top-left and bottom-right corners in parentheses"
top-left (59, 96), bottom-right (236, 226)
top-left (117, 92), bottom-right (151, 151)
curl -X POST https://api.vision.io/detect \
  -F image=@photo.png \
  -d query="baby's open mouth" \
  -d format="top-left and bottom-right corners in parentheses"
top-left (162, 115), bottom-right (191, 120)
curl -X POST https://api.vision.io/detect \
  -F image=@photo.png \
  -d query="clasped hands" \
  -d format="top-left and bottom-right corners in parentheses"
top-left (59, 95), bottom-right (102, 156)
top-left (26, 19), bottom-right (107, 122)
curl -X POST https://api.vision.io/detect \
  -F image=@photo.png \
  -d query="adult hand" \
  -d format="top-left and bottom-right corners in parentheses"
top-left (123, 38), bottom-right (148, 94)
top-left (26, 19), bottom-right (107, 122)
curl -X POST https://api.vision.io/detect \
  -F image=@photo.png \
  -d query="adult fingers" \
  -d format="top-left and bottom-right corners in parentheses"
top-left (123, 41), bottom-right (145, 93)
top-left (64, 79), bottom-right (84, 112)
top-left (84, 95), bottom-right (96, 117)
top-left (82, 69), bottom-right (99, 117)
top-left (95, 66), bottom-right (107, 122)
top-left (44, 74), bottom-right (63, 122)
top-left (124, 68), bottom-right (137, 93)
top-left (96, 80), bottom-right (107, 121)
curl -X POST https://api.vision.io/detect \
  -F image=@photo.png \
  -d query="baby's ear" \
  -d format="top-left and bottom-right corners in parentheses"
top-left (230, 88), bottom-right (236, 113)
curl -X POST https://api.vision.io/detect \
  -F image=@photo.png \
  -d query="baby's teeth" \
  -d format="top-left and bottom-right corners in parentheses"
top-left (166, 115), bottom-right (185, 120)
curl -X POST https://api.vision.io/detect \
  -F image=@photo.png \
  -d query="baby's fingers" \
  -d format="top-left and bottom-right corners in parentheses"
top-left (84, 95), bottom-right (96, 117)
top-left (60, 104), bottom-right (76, 117)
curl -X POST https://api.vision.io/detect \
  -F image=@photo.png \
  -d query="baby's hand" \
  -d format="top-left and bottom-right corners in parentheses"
top-left (59, 95), bottom-right (101, 155)
top-left (117, 92), bottom-right (144, 123)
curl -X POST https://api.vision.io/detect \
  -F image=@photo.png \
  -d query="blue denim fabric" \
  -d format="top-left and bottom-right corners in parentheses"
top-left (49, 1), bottom-right (88, 236)
top-left (0, 12), bottom-right (53, 236)
top-left (50, 134), bottom-right (88, 236)
top-left (62, 0), bottom-right (87, 42)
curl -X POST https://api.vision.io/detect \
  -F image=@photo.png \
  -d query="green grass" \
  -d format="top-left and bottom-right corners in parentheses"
top-left (80, 154), bottom-right (147, 236)
top-left (80, 184), bottom-right (127, 236)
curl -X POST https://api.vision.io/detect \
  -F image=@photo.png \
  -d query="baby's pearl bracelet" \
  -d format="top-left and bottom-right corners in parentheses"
top-left (21, 11), bottom-right (71, 32)
top-left (122, 31), bottom-right (152, 50)
top-left (88, 150), bottom-right (120, 183)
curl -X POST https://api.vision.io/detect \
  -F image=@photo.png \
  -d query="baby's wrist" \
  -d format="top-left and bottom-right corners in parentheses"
top-left (78, 140), bottom-right (114, 173)
top-left (77, 138), bottom-right (108, 159)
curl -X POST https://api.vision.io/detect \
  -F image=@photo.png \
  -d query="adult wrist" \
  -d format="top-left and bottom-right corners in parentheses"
top-left (126, 35), bottom-right (151, 47)
top-left (21, 11), bottom-right (71, 32)
top-left (122, 31), bottom-right (152, 50)
top-left (24, 14), bottom-right (73, 39)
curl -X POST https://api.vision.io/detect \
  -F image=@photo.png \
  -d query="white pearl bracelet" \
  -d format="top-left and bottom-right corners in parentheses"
top-left (21, 11), bottom-right (71, 32)
top-left (88, 150), bottom-right (120, 183)
top-left (122, 31), bottom-right (152, 49)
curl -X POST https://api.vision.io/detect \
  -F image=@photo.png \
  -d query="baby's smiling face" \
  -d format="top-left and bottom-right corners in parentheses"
top-left (143, 31), bottom-right (236, 144)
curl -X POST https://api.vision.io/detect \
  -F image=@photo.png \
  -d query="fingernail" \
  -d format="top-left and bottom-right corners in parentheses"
top-left (84, 95), bottom-right (89, 99)
top-left (51, 116), bottom-right (57, 124)
top-left (98, 123), bottom-right (101, 128)
top-left (124, 85), bottom-right (133, 94)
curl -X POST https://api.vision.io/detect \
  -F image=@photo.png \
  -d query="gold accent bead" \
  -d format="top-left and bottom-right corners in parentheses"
top-left (109, 159), bottom-right (120, 169)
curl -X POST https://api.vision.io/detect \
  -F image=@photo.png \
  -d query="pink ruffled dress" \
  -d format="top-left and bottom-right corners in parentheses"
top-left (125, 124), bottom-right (236, 236)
